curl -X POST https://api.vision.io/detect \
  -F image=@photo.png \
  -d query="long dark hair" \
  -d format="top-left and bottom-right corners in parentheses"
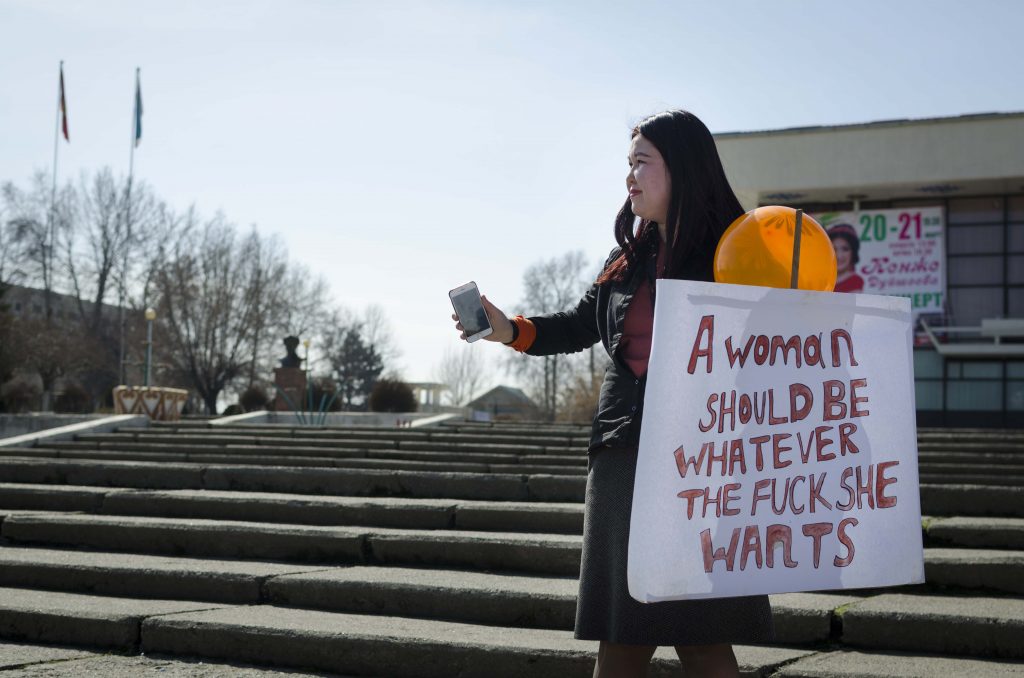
top-left (597, 110), bottom-right (744, 284)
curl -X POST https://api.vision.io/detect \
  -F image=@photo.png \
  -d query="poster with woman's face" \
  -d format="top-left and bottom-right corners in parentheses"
top-left (815, 208), bottom-right (945, 321)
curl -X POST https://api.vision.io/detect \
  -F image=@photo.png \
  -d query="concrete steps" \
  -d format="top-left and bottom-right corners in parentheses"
top-left (0, 483), bottom-right (583, 532)
top-left (840, 592), bottom-right (1024, 659)
top-left (3, 585), bottom-right (1023, 676)
top-left (0, 640), bottom-right (356, 677)
top-left (774, 650), bottom-right (1024, 677)
top-left (0, 457), bottom-right (586, 501)
top-left (0, 587), bottom-right (814, 677)
top-left (0, 513), bottom-right (583, 574)
top-left (19, 438), bottom-right (1024, 475)
top-left (0, 421), bottom-right (1021, 675)
top-left (2, 453), bottom-right (1022, 515)
top-left (924, 516), bottom-right (1024, 549)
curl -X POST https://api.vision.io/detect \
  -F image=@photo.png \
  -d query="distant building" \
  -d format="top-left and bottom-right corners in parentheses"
top-left (715, 112), bottom-right (1024, 427)
top-left (407, 382), bottom-right (448, 413)
top-left (465, 385), bottom-right (539, 421)
top-left (3, 283), bottom-right (121, 326)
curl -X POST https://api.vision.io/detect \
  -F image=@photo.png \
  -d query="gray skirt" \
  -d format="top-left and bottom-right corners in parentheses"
top-left (574, 447), bottom-right (775, 646)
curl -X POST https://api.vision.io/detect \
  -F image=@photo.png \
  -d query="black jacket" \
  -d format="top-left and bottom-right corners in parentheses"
top-left (526, 245), bottom-right (714, 452)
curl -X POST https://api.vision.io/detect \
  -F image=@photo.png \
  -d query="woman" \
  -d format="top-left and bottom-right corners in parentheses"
top-left (453, 110), bottom-right (774, 677)
top-left (828, 223), bottom-right (865, 293)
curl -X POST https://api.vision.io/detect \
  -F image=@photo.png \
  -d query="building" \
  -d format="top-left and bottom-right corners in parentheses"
top-left (714, 112), bottom-right (1024, 427)
top-left (3, 283), bottom-right (122, 325)
top-left (465, 385), bottom-right (539, 421)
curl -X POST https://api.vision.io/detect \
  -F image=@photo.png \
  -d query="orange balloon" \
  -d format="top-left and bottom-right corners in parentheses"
top-left (714, 206), bottom-right (837, 291)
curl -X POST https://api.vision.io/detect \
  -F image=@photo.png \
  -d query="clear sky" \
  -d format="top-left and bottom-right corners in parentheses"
top-left (2, 0), bottom-right (1023, 388)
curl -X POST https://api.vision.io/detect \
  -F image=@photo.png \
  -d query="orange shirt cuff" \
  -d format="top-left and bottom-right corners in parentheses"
top-left (508, 316), bottom-right (536, 352)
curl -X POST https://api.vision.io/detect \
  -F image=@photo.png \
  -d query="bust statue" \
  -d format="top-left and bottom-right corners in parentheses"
top-left (279, 335), bottom-right (303, 368)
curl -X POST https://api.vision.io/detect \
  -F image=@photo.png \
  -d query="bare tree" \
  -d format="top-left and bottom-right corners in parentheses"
top-left (2, 171), bottom-right (73, 319)
top-left (435, 344), bottom-right (488, 406)
top-left (506, 250), bottom-right (593, 421)
top-left (362, 303), bottom-right (402, 375)
top-left (238, 227), bottom-right (289, 388)
top-left (152, 211), bottom-right (263, 413)
top-left (64, 169), bottom-right (159, 335)
top-left (0, 204), bottom-right (12, 286)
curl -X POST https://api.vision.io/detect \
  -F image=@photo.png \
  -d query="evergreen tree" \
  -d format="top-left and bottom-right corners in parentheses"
top-left (329, 327), bottom-right (383, 410)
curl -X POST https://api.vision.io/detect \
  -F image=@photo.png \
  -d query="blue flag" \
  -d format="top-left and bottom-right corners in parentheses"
top-left (134, 69), bottom-right (143, 147)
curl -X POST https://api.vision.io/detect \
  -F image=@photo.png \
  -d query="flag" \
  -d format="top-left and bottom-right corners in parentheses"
top-left (133, 69), bottom-right (143, 147)
top-left (59, 62), bottom-right (69, 141)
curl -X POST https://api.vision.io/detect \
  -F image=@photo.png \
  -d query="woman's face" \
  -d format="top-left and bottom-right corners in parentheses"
top-left (832, 237), bottom-right (853, 273)
top-left (627, 134), bottom-right (671, 224)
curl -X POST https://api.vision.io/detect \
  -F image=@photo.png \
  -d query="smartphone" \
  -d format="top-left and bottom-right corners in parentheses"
top-left (449, 281), bottom-right (493, 343)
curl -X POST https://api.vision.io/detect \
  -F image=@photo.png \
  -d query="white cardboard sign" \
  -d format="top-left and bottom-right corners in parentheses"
top-left (627, 280), bottom-right (924, 602)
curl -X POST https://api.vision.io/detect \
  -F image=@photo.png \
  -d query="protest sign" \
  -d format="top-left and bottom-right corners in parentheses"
top-left (627, 280), bottom-right (924, 602)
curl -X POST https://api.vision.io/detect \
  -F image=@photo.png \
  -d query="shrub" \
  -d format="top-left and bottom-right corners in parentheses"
top-left (54, 383), bottom-right (92, 413)
top-left (239, 385), bottom-right (269, 412)
top-left (1, 380), bottom-right (41, 413)
top-left (222, 404), bottom-right (244, 416)
top-left (369, 379), bottom-right (417, 413)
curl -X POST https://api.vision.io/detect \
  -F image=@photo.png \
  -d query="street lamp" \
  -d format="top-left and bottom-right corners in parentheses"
top-left (144, 307), bottom-right (157, 386)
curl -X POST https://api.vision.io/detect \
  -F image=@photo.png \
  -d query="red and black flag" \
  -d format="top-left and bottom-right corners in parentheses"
top-left (59, 61), bottom-right (69, 141)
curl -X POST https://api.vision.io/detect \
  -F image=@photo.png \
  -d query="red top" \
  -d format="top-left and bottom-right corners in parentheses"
top-left (834, 273), bottom-right (865, 293)
top-left (619, 247), bottom-right (667, 378)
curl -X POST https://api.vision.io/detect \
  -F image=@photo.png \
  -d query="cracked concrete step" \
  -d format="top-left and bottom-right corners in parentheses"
top-left (840, 592), bottom-right (1024, 659)
top-left (918, 484), bottom-right (1024, 517)
top-left (0, 458), bottom-right (586, 501)
top-left (153, 422), bottom-right (593, 442)
top-left (924, 516), bottom-right (1024, 549)
top-left (3, 453), bottom-right (1019, 515)
top-left (140, 605), bottom-right (813, 678)
top-left (2, 540), bottom-right (1019, 634)
top-left (5, 455), bottom-right (1021, 518)
top-left (919, 472), bottom-right (1024, 487)
top-left (924, 548), bottom-right (1024, 594)
top-left (0, 547), bottom-right (328, 603)
top-left (918, 450), bottom-right (1024, 465)
top-left (0, 640), bottom-right (95, 671)
top-left (0, 548), bottom-right (852, 643)
top-left (1, 513), bottom-right (583, 574)
top-left (266, 564), bottom-right (860, 643)
top-left (83, 431), bottom-right (586, 455)
top-left (9, 482), bottom-right (1021, 552)
top-left (41, 439), bottom-right (586, 468)
top-left (0, 483), bottom-right (584, 533)
top-left (0, 641), bottom-right (360, 677)
top-left (37, 443), bottom-right (1024, 478)
top-left (918, 462), bottom-right (1024, 476)
top-left (918, 428), bottom-right (1024, 441)
top-left (0, 483), bottom-right (109, 512)
top-left (0, 586), bottom-right (230, 649)
top-left (775, 649), bottom-right (1024, 677)
top-left (917, 442), bottom-right (1024, 454)
top-left (8, 446), bottom-right (586, 476)
top-left (5, 452), bottom-right (958, 485)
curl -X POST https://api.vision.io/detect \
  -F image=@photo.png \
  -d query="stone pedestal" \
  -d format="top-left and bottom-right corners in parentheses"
top-left (274, 367), bottom-right (307, 411)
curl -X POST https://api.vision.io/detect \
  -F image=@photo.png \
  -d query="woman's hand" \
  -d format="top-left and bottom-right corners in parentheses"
top-left (452, 295), bottom-right (514, 343)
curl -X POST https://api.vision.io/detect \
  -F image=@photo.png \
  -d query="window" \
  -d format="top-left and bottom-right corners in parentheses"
top-left (948, 197), bottom-right (1003, 225)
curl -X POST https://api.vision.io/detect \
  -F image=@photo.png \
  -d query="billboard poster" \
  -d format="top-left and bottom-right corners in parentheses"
top-left (814, 207), bottom-right (945, 320)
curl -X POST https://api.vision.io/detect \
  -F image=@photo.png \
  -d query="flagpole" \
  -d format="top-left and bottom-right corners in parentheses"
top-left (119, 67), bottom-right (140, 386)
top-left (47, 61), bottom-right (64, 320)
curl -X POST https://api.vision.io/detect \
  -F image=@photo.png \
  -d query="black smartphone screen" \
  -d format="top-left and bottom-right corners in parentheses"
top-left (451, 288), bottom-right (490, 337)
